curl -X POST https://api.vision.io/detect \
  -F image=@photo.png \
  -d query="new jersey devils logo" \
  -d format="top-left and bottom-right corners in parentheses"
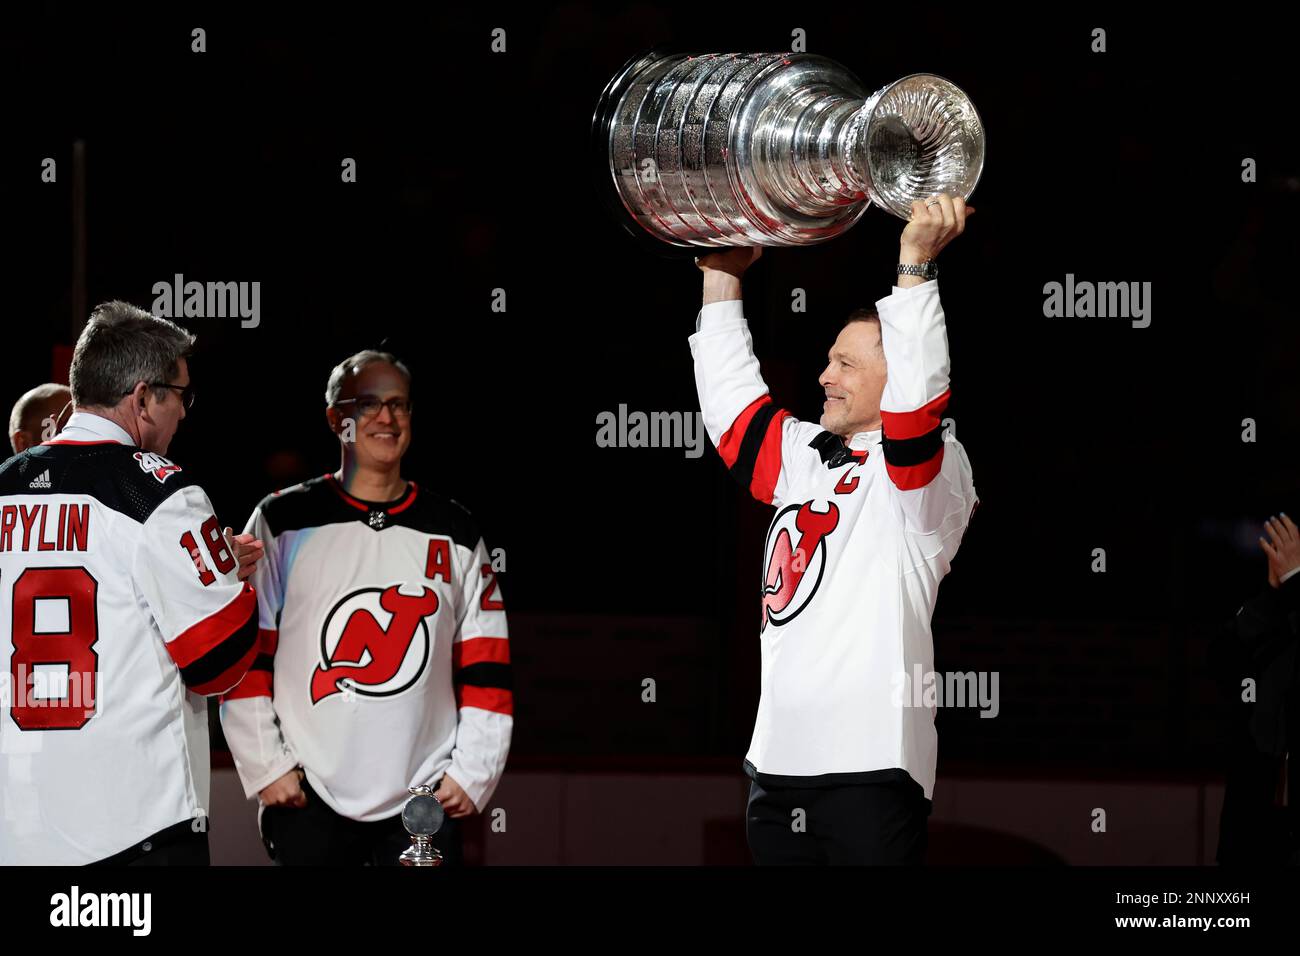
top-left (761, 501), bottom-right (840, 631)
top-left (310, 585), bottom-right (438, 703)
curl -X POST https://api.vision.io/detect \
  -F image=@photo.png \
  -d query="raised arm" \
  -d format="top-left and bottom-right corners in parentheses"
top-left (877, 195), bottom-right (978, 539)
top-left (690, 247), bottom-right (821, 507)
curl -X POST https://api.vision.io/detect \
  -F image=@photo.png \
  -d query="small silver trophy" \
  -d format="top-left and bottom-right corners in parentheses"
top-left (593, 50), bottom-right (985, 250)
top-left (399, 785), bottom-right (446, 866)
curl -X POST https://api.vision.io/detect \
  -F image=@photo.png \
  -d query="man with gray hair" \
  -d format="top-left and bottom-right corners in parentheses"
top-left (7, 382), bottom-right (72, 454)
top-left (0, 300), bottom-right (264, 865)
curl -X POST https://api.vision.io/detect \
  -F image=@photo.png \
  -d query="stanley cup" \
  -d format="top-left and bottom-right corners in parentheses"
top-left (592, 50), bottom-right (985, 250)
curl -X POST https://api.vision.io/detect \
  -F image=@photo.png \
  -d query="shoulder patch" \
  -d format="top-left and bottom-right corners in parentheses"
top-left (0, 443), bottom-right (198, 523)
top-left (133, 451), bottom-right (183, 483)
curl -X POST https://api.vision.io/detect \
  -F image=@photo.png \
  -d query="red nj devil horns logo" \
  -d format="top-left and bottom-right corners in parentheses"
top-left (761, 501), bottom-right (839, 631)
top-left (310, 585), bottom-right (439, 703)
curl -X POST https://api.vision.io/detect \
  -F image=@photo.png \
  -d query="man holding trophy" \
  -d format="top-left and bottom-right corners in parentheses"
top-left (692, 196), bottom-right (978, 864)
top-left (595, 49), bottom-right (986, 865)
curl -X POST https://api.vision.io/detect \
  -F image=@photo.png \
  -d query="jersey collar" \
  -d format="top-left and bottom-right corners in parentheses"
top-left (43, 411), bottom-right (135, 446)
top-left (847, 429), bottom-right (883, 450)
top-left (324, 473), bottom-right (419, 515)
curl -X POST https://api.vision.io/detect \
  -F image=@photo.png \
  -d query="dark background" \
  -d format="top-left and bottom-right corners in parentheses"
top-left (2, 6), bottom-right (1297, 780)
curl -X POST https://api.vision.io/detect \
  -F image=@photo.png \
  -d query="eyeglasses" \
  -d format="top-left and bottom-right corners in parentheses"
top-left (122, 383), bottom-right (195, 409)
top-left (150, 383), bottom-right (196, 409)
top-left (333, 396), bottom-right (413, 418)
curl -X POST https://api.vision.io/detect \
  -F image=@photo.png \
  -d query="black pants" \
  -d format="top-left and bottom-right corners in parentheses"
top-left (746, 776), bottom-right (930, 865)
top-left (91, 819), bottom-right (210, 866)
top-left (261, 779), bottom-right (463, 866)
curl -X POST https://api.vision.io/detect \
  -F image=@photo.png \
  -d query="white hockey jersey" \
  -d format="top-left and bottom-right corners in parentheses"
top-left (0, 412), bottom-right (259, 865)
top-left (690, 280), bottom-right (977, 800)
top-left (219, 474), bottom-right (512, 822)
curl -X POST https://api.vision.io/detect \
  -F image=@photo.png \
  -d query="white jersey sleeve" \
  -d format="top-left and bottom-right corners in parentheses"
top-left (445, 527), bottom-right (512, 813)
top-left (875, 280), bottom-right (978, 549)
top-left (219, 502), bottom-right (299, 798)
top-left (689, 298), bottom-right (824, 507)
top-left (134, 484), bottom-right (260, 696)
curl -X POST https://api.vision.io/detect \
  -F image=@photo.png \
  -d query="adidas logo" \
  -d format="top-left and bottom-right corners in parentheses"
top-left (29, 470), bottom-right (52, 490)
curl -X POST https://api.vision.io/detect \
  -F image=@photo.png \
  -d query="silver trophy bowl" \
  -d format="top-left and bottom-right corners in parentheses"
top-left (592, 50), bottom-right (984, 250)
top-left (399, 785), bottom-right (445, 866)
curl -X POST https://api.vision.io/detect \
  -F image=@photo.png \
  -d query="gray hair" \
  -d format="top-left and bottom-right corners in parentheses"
top-left (9, 383), bottom-right (71, 449)
top-left (69, 301), bottom-right (196, 408)
top-left (325, 349), bottom-right (412, 406)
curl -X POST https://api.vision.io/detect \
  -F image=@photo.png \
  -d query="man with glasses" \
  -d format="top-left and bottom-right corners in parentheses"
top-left (220, 349), bottom-right (512, 865)
top-left (0, 300), bottom-right (263, 865)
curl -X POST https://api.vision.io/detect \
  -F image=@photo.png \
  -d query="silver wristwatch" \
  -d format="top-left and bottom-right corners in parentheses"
top-left (897, 259), bottom-right (938, 281)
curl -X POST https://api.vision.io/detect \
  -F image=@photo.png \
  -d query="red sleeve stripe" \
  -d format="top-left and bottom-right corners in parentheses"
top-left (258, 628), bottom-right (278, 656)
top-left (168, 583), bottom-right (258, 669)
top-left (716, 394), bottom-right (773, 468)
top-left (717, 395), bottom-right (788, 506)
top-left (453, 637), bottom-right (510, 669)
top-left (455, 685), bottom-right (513, 716)
top-left (218, 667), bottom-right (273, 701)
top-left (747, 408), bottom-right (790, 505)
top-left (884, 449), bottom-right (946, 491)
top-left (880, 388), bottom-right (951, 440)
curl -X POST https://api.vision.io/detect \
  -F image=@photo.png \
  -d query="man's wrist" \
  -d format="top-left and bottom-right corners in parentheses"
top-left (702, 270), bottom-right (743, 305)
top-left (899, 244), bottom-right (931, 266)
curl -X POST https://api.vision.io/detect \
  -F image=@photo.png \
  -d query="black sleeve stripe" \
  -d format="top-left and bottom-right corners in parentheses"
top-left (881, 425), bottom-right (944, 467)
top-left (179, 611), bottom-right (259, 689)
top-left (728, 401), bottom-right (781, 489)
top-left (454, 661), bottom-right (513, 691)
top-left (249, 653), bottom-right (275, 674)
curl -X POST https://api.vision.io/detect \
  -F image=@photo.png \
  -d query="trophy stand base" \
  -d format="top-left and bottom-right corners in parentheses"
top-left (399, 838), bottom-right (444, 867)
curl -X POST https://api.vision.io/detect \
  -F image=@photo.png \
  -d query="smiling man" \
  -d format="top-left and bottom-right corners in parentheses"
top-left (219, 349), bottom-right (512, 865)
top-left (691, 195), bottom-right (980, 865)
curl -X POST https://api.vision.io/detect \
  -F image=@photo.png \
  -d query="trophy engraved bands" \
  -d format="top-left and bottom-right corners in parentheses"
top-left (592, 50), bottom-right (985, 250)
